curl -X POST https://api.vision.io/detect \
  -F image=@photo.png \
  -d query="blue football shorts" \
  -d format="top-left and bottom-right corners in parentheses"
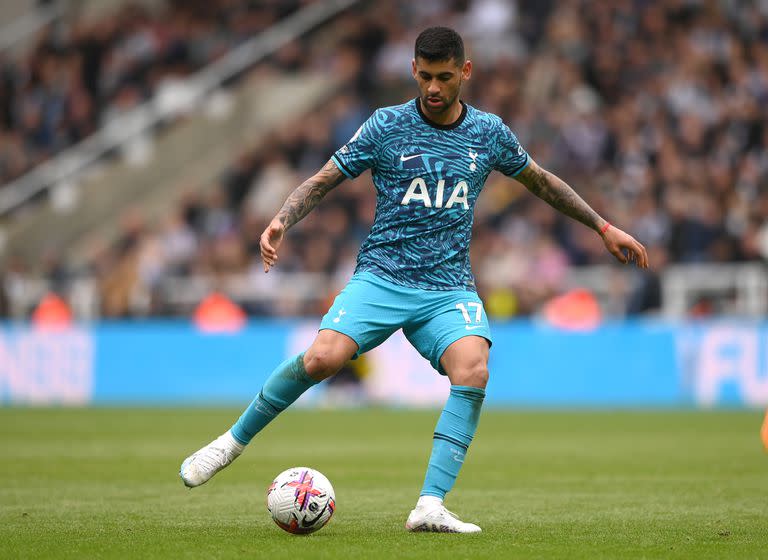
top-left (319, 271), bottom-right (492, 375)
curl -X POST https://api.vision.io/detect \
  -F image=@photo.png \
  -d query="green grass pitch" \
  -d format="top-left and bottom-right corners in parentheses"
top-left (1, 407), bottom-right (766, 559)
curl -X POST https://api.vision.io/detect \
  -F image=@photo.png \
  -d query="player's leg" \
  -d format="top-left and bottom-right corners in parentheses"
top-left (406, 336), bottom-right (488, 533)
top-left (180, 330), bottom-right (357, 488)
top-left (403, 292), bottom-right (491, 533)
top-left (229, 330), bottom-right (358, 444)
top-left (180, 272), bottom-right (400, 488)
top-left (419, 336), bottom-right (488, 494)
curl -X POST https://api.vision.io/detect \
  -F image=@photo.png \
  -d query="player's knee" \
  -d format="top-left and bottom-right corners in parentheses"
top-left (468, 365), bottom-right (490, 389)
top-left (303, 345), bottom-right (346, 381)
top-left (453, 361), bottom-right (489, 389)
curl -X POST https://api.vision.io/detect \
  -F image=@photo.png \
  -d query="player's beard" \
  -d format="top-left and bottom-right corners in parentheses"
top-left (421, 84), bottom-right (461, 116)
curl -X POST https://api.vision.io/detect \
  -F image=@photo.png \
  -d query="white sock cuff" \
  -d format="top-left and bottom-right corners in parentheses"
top-left (225, 430), bottom-right (245, 451)
top-left (417, 495), bottom-right (443, 508)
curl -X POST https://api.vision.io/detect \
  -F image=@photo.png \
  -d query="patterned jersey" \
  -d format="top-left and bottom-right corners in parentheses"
top-left (331, 98), bottom-right (529, 291)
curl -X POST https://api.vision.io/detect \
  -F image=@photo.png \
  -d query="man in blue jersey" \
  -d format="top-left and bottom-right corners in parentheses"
top-left (180, 27), bottom-right (648, 533)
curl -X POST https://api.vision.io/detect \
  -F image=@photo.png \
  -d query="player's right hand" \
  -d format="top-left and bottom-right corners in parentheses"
top-left (260, 219), bottom-right (285, 273)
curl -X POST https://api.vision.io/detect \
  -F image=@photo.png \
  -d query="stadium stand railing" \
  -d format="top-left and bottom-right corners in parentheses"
top-left (0, 2), bottom-right (64, 54)
top-left (5, 264), bottom-right (767, 322)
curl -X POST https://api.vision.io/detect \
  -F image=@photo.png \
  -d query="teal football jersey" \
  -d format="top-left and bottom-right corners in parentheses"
top-left (331, 98), bottom-right (529, 291)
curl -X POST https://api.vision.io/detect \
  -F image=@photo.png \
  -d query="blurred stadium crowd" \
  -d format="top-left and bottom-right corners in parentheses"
top-left (0, 0), bottom-right (304, 184)
top-left (2, 0), bottom-right (768, 319)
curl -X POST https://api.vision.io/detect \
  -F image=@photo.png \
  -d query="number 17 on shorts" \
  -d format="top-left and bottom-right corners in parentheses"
top-left (455, 302), bottom-right (485, 330)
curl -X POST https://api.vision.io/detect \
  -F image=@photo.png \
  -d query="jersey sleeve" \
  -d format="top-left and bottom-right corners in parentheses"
top-left (331, 110), bottom-right (383, 179)
top-left (493, 121), bottom-right (530, 177)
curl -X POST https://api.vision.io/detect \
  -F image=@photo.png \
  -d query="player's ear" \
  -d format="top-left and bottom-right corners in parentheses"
top-left (462, 60), bottom-right (472, 81)
top-left (412, 58), bottom-right (418, 79)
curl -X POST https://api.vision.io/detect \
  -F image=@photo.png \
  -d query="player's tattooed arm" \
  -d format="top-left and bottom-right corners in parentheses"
top-left (260, 159), bottom-right (345, 272)
top-left (275, 159), bottom-right (346, 229)
top-left (515, 159), bottom-right (606, 233)
top-left (515, 158), bottom-right (649, 267)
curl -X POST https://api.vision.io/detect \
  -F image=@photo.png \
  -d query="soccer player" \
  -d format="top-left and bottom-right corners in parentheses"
top-left (180, 27), bottom-right (648, 533)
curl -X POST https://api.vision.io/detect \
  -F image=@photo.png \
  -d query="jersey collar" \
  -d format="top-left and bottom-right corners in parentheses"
top-left (415, 98), bottom-right (467, 130)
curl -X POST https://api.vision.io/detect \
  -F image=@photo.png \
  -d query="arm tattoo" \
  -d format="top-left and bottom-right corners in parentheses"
top-left (275, 159), bottom-right (345, 229)
top-left (517, 162), bottom-right (605, 232)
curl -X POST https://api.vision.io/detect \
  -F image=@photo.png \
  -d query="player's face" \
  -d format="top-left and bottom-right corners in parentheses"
top-left (412, 57), bottom-right (472, 118)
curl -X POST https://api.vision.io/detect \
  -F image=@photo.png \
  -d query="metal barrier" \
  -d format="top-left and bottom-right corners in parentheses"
top-left (5, 262), bottom-right (768, 321)
top-left (0, 2), bottom-right (63, 53)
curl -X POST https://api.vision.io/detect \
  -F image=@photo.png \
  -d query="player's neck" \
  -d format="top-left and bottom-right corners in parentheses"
top-left (416, 98), bottom-right (467, 130)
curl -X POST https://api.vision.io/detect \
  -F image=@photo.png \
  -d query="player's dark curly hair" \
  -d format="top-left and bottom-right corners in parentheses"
top-left (414, 27), bottom-right (465, 65)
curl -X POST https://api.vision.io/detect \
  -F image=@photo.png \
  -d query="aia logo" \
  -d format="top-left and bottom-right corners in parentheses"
top-left (400, 177), bottom-right (469, 209)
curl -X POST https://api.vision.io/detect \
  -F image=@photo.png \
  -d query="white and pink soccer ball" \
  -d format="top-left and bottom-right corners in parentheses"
top-left (267, 467), bottom-right (335, 534)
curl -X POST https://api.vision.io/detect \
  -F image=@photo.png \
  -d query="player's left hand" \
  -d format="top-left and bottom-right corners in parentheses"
top-left (601, 224), bottom-right (649, 268)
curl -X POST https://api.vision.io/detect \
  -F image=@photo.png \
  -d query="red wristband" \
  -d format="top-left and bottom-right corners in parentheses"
top-left (600, 222), bottom-right (611, 234)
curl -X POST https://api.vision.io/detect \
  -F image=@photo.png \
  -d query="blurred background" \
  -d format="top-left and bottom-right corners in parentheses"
top-left (0, 0), bottom-right (767, 408)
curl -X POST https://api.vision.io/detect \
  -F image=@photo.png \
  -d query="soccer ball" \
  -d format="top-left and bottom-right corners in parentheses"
top-left (266, 467), bottom-right (336, 534)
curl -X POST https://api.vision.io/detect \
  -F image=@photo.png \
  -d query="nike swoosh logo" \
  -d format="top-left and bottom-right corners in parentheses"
top-left (400, 154), bottom-right (423, 161)
top-left (300, 499), bottom-right (330, 527)
top-left (465, 325), bottom-right (483, 330)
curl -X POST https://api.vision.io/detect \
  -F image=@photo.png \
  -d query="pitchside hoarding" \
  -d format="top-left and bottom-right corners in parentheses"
top-left (0, 320), bottom-right (766, 407)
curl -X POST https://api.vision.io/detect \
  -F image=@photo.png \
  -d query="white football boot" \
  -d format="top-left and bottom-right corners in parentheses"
top-left (179, 430), bottom-right (244, 488)
top-left (405, 497), bottom-right (482, 533)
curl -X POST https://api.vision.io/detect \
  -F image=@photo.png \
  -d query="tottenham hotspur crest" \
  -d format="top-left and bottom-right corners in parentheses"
top-left (468, 149), bottom-right (478, 172)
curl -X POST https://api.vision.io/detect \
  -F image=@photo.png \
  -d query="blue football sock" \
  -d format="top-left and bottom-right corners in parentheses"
top-left (230, 353), bottom-right (318, 445)
top-left (420, 385), bottom-right (485, 500)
